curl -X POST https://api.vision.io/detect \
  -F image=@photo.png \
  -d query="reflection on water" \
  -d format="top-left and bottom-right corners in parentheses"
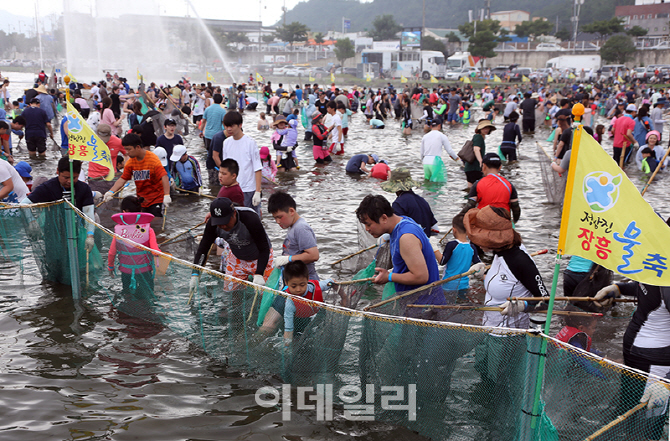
top-left (0, 73), bottom-right (660, 438)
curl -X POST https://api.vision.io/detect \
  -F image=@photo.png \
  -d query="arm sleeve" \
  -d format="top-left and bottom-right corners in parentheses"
top-left (504, 248), bottom-right (548, 305)
top-left (83, 204), bottom-right (95, 235)
top-left (459, 198), bottom-right (477, 217)
top-left (318, 280), bottom-right (332, 292)
top-left (242, 212), bottom-right (271, 275)
top-left (515, 125), bottom-right (522, 144)
top-left (439, 241), bottom-right (457, 266)
top-left (616, 281), bottom-right (639, 298)
top-left (193, 220), bottom-right (217, 267)
top-left (467, 181), bottom-right (479, 202)
top-left (442, 135), bottom-right (458, 159)
top-left (284, 298), bottom-right (296, 332)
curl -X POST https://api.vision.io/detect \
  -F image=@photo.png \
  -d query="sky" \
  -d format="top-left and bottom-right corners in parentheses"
top-left (2, 0), bottom-right (304, 28)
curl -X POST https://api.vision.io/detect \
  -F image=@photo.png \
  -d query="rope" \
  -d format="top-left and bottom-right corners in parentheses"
top-left (331, 244), bottom-right (377, 265)
top-left (176, 187), bottom-right (216, 199)
top-left (405, 304), bottom-right (603, 317)
top-left (161, 220), bottom-right (207, 245)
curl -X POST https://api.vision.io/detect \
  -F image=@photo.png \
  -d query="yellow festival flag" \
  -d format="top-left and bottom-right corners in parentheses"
top-left (65, 101), bottom-right (115, 181)
top-left (66, 71), bottom-right (78, 83)
top-left (430, 75), bottom-right (438, 83)
top-left (547, 75), bottom-right (554, 83)
top-left (617, 75), bottom-right (624, 82)
top-left (522, 75), bottom-right (530, 83)
top-left (137, 68), bottom-right (142, 81)
top-left (460, 76), bottom-right (471, 84)
top-left (256, 72), bottom-right (263, 82)
top-left (568, 72), bottom-right (576, 79)
top-left (400, 75), bottom-right (407, 83)
top-left (366, 73), bottom-right (372, 82)
top-left (330, 72), bottom-right (335, 83)
top-left (558, 126), bottom-right (670, 285)
top-left (206, 71), bottom-right (215, 82)
top-left (493, 75), bottom-right (502, 83)
top-left (309, 74), bottom-right (316, 82)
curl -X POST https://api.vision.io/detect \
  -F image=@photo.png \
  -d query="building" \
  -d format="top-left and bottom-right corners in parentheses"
top-left (616, 2), bottom-right (670, 37)
top-left (490, 10), bottom-right (530, 31)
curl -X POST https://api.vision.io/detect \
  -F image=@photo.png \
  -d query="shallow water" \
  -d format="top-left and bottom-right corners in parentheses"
top-left (2, 72), bottom-right (666, 439)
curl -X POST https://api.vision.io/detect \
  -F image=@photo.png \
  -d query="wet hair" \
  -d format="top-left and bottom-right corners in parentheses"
top-left (259, 112), bottom-right (266, 119)
top-left (0, 121), bottom-right (7, 131)
top-left (595, 124), bottom-right (605, 135)
top-left (508, 111), bottom-right (519, 122)
top-left (213, 93), bottom-right (223, 104)
top-left (524, 92), bottom-right (531, 98)
top-left (268, 191), bottom-right (297, 214)
top-left (121, 195), bottom-right (144, 212)
top-left (356, 194), bottom-right (394, 224)
top-left (58, 157), bottom-right (81, 174)
top-left (122, 133), bottom-right (143, 148)
top-left (223, 111), bottom-right (243, 127)
top-left (283, 260), bottom-right (309, 283)
top-left (220, 158), bottom-right (239, 176)
top-left (452, 214), bottom-right (466, 234)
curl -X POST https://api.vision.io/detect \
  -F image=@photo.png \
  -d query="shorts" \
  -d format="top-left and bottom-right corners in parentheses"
top-left (500, 146), bottom-right (517, 161)
top-left (522, 119), bottom-right (535, 132)
top-left (192, 114), bottom-right (203, 124)
top-left (342, 127), bottom-right (349, 136)
top-left (26, 136), bottom-right (46, 153)
top-left (447, 112), bottom-right (459, 122)
top-left (313, 145), bottom-right (330, 161)
top-left (465, 170), bottom-right (483, 184)
top-left (224, 247), bottom-right (274, 291)
top-left (142, 203), bottom-right (164, 218)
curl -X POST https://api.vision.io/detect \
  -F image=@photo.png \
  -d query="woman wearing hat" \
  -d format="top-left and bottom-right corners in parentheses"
top-left (310, 112), bottom-right (333, 164)
top-left (463, 205), bottom-right (547, 329)
top-left (464, 119), bottom-right (496, 189)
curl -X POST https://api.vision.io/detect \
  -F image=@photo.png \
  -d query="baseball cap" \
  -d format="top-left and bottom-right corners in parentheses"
top-left (210, 198), bottom-right (235, 226)
top-left (14, 161), bottom-right (32, 179)
top-left (170, 144), bottom-right (187, 161)
top-left (164, 118), bottom-right (177, 126)
top-left (626, 104), bottom-right (637, 112)
top-left (371, 154), bottom-right (380, 163)
top-left (482, 152), bottom-right (502, 168)
top-left (153, 147), bottom-right (168, 166)
top-left (431, 117), bottom-right (443, 126)
top-left (259, 146), bottom-right (270, 159)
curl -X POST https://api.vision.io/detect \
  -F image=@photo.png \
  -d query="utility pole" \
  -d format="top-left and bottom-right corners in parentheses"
top-left (485, 0), bottom-right (490, 20)
top-left (571, 0), bottom-right (584, 52)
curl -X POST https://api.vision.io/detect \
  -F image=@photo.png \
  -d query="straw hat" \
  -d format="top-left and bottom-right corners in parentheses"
top-left (34, 84), bottom-right (48, 94)
top-left (272, 115), bottom-right (287, 127)
top-left (475, 119), bottom-right (496, 134)
top-left (97, 123), bottom-right (112, 143)
top-left (381, 167), bottom-right (421, 193)
top-left (463, 206), bottom-right (515, 250)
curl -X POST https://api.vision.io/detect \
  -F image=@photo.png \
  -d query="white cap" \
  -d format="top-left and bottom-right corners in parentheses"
top-left (153, 147), bottom-right (168, 166)
top-left (626, 104), bottom-right (637, 112)
top-left (170, 144), bottom-right (187, 162)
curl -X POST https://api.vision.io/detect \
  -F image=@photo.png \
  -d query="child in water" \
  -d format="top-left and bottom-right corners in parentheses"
top-left (434, 214), bottom-right (482, 301)
top-left (257, 260), bottom-right (332, 345)
top-left (594, 124), bottom-right (605, 144)
top-left (108, 196), bottom-right (161, 306)
top-left (259, 146), bottom-right (277, 182)
top-left (257, 112), bottom-right (270, 131)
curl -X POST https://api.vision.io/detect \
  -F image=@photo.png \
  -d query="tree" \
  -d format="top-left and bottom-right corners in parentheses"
top-left (262, 35), bottom-right (275, 43)
top-left (314, 32), bottom-right (325, 45)
top-left (458, 20), bottom-right (509, 58)
top-left (555, 27), bottom-right (571, 41)
top-left (627, 25), bottom-right (648, 37)
top-left (600, 35), bottom-right (636, 63)
top-left (225, 32), bottom-right (249, 44)
top-left (421, 34), bottom-right (448, 57)
top-left (514, 20), bottom-right (553, 39)
top-left (334, 37), bottom-right (355, 66)
top-left (446, 32), bottom-right (461, 43)
top-left (368, 14), bottom-right (402, 41)
top-left (582, 18), bottom-right (625, 41)
top-left (275, 21), bottom-right (309, 49)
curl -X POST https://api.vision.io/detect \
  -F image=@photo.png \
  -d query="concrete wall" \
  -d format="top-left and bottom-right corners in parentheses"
top-left (486, 49), bottom-right (670, 69)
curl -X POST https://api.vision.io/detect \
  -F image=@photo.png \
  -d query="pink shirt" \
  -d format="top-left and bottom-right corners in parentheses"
top-left (612, 114), bottom-right (635, 148)
top-left (101, 108), bottom-right (121, 136)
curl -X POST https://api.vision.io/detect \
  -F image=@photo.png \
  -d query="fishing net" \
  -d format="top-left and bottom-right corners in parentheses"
top-left (1, 199), bottom-right (668, 441)
top-left (537, 142), bottom-right (566, 205)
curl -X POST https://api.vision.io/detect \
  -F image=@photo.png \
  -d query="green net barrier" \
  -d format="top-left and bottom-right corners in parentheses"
top-left (1, 200), bottom-right (669, 441)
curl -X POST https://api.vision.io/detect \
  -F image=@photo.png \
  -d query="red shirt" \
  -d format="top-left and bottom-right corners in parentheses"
top-left (370, 163), bottom-right (390, 180)
top-left (612, 114), bottom-right (635, 148)
top-left (217, 183), bottom-right (245, 206)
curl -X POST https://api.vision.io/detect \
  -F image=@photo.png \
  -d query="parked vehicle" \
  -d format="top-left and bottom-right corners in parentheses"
top-left (273, 65), bottom-right (293, 75)
top-left (545, 55), bottom-right (601, 72)
top-left (361, 49), bottom-right (446, 79)
top-left (509, 67), bottom-right (532, 82)
top-left (446, 51), bottom-right (482, 70)
top-left (490, 64), bottom-right (517, 77)
top-left (536, 43), bottom-right (565, 51)
top-left (529, 68), bottom-right (551, 80)
top-left (599, 64), bottom-right (626, 79)
top-left (445, 67), bottom-right (478, 80)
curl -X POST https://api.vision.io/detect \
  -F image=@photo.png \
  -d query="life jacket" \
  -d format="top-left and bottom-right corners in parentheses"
top-left (289, 281), bottom-right (323, 318)
top-left (476, 173), bottom-right (513, 211)
top-left (112, 212), bottom-right (155, 289)
top-left (556, 326), bottom-right (592, 352)
top-left (462, 109), bottom-right (471, 124)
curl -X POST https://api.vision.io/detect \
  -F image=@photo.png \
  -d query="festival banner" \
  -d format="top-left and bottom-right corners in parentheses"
top-left (206, 71), bottom-right (215, 82)
top-left (522, 75), bottom-right (530, 83)
top-left (568, 72), bottom-right (576, 79)
top-left (400, 75), bottom-right (407, 83)
top-left (493, 75), bottom-right (502, 83)
top-left (137, 68), bottom-right (142, 81)
top-left (430, 75), bottom-right (438, 83)
top-left (66, 71), bottom-right (78, 83)
top-left (617, 75), bottom-right (624, 83)
top-left (330, 72), bottom-right (335, 83)
top-left (558, 126), bottom-right (670, 286)
top-left (309, 74), bottom-right (316, 82)
top-left (65, 101), bottom-right (115, 181)
top-left (256, 72), bottom-right (264, 83)
top-left (547, 75), bottom-right (554, 83)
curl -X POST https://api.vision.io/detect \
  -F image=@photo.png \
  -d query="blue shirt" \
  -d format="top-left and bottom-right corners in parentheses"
top-left (346, 154), bottom-right (369, 173)
top-left (37, 93), bottom-right (55, 120)
top-left (567, 255), bottom-right (593, 273)
top-left (390, 217), bottom-right (441, 303)
top-left (203, 104), bottom-right (226, 139)
top-left (440, 240), bottom-right (480, 290)
top-left (175, 159), bottom-right (197, 190)
top-left (60, 117), bottom-right (68, 149)
top-left (392, 191), bottom-right (437, 238)
top-left (296, 89), bottom-right (303, 102)
top-left (22, 106), bottom-right (49, 138)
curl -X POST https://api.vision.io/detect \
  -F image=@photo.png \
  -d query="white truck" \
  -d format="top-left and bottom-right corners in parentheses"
top-left (446, 52), bottom-right (482, 70)
top-left (545, 55), bottom-right (601, 71)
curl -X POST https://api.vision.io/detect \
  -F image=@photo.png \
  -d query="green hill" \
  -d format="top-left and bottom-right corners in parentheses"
top-left (281, 0), bottom-right (634, 35)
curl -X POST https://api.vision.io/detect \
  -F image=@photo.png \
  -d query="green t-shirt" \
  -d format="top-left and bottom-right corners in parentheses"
top-left (464, 133), bottom-right (486, 172)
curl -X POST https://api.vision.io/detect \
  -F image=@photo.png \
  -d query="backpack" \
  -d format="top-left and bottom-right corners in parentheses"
top-left (458, 139), bottom-right (476, 163)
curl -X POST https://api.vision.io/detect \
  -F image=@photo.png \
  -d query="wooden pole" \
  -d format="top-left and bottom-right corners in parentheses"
top-left (332, 276), bottom-right (375, 286)
top-left (176, 187), bottom-right (216, 199)
top-left (438, 228), bottom-right (453, 245)
top-left (641, 146), bottom-right (670, 196)
top-left (161, 220), bottom-right (207, 245)
top-left (509, 296), bottom-right (636, 303)
top-left (95, 183), bottom-right (128, 208)
top-left (405, 304), bottom-right (602, 316)
top-left (619, 144), bottom-right (627, 169)
top-left (583, 402), bottom-right (646, 441)
top-left (331, 244), bottom-right (378, 265)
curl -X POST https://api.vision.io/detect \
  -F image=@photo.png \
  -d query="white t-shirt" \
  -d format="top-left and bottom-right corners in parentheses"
top-left (0, 159), bottom-right (28, 201)
top-left (331, 113), bottom-right (343, 143)
top-left (90, 85), bottom-right (100, 102)
top-left (221, 134), bottom-right (262, 193)
top-left (420, 130), bottom-right (458, 163)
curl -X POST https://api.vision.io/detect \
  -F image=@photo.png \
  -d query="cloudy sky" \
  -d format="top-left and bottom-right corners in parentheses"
top-left (3, 0), bottom-right (304, 27)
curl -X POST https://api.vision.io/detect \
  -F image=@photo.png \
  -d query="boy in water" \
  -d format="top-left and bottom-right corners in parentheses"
top-left (268, 191), bottom-right (320, 280)
top-left (434, 214), bottom-right (483, 301)
top-left (257, 260), bottom-right (332, 345)
top-left (216, 158), bottom-right (244, 206)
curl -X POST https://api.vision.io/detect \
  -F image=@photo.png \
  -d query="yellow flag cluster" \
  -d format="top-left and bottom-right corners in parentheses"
top-left (430, 75), bottom-right (438, 83)
top-left (367, 73), bottom-right (373, 82)
top-left (137, 68), bottom-right (142, 81)
top-left (460, 76), bottom-right (471, 84)
top-left (568, 72), bottom-right (576, 79)
top-left (206, 71), bottom-right (215, 82)
top-left (65, 101), bottom-right (115, 181)
top-left (493, 75), bottom-right (502, 83)
top-left (330, 72), bottom-right (336, 83)
top-left (547, 75), bottom-right (554, 83)
top-left (522, 75), bottom-right (530, 83)
top-left (400, 75), bottom-right (407, 83)
top-left (309, 74), bottom-right (316, 82)
top-left (256, 72), bottom-right (264, 82)
top-left (558, 126), bottom-right (670, 286)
